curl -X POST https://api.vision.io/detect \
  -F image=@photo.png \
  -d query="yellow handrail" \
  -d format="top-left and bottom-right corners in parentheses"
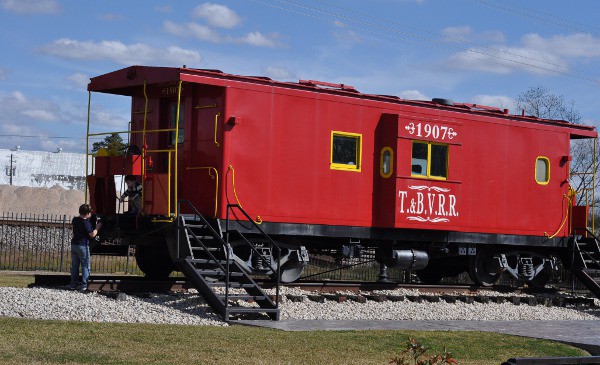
top-left (186, 166), bottom-right (219, 217)
top-left (228, 165), bottom-right (262, 224)
top-left (214, 112), bottom-right (221, 147)
top-left (545, 186), bottom-right (575, 239)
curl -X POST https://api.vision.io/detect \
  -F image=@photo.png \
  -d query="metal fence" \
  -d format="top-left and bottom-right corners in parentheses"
top-left (0, 212), bottom-right (140, 275)
top-left (0, 212), bottom-right (593, 293)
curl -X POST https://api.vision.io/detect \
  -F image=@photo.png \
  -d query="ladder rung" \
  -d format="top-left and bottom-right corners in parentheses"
top-left (226, 307), bottom-right (279, 313)
top-left (195, 270), bottom-right (244, 277)
top-left (191, 246), bottom-right (219, 251)
top-left (190, 236), bottom-right (215, 240)
top-left (220, 294), bottom-right (267, 301)
top-left (187, 258), bottom-right (231, 265)
top-left (185, 224), bottom-right (207, 228)
top-left (209, 283), bottom-right (255, 288)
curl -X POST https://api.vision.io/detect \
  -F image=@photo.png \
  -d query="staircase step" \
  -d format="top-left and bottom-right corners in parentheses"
top-left (190, 235), bottom-right (215, 240)
top-left (226, 306), bottom-right (279, 314)
top-left (219, 294), bottom-right (267, 301)
top-left (188, 258), bottom-right (231, 265)
top-left (209, 282), bottom-right (256, 289)
top-left (191, 246), bottom-right (221, 251)
top-left (195, 270), bottom-right (244, 277)
top-left (185, 223), bottom-right (208, 228)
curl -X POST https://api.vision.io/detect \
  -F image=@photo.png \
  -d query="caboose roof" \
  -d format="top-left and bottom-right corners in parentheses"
top-left (88, 65), bottom-right (597, 139)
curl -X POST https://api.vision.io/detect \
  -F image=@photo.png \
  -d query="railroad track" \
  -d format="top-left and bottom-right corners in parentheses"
top-left (30, 274), bottom-right (596, 307)
top-left (30, 273), bottom-right (490, 293)
top-left (30, 273), bottom-right (561, 296)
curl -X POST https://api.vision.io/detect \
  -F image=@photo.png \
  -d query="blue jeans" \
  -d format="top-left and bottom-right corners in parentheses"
top-left (70, 244), bottom-right (90, 288)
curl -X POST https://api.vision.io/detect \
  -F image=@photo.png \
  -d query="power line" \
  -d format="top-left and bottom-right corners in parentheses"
top-left (463, 0), bottom-right (600, 38)
top-left (251, 0), bottom-right (600, 86)
top-left (0, 134), bottom-right (85, 139)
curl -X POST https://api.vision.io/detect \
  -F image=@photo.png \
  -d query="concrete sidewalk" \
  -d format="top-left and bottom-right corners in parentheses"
top-left (237, 320), bottom-right (600, 355)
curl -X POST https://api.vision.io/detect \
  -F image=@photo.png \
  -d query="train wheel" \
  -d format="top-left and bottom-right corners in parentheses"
top-left (528, 262), bottom-right (552, 289)
top-left (135, 240), bottom-right (175, 279)
top-left (416, 266), bottom-right (444, 284)
top-left (469, 248), bottom-right (500, 286)
top-left (274, 264), bottom-right (305, 283)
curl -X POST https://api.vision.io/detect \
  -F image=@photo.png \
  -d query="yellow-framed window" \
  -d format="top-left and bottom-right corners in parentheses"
top-left (411, 141), bottom-right (448, 180)
top-left (380, 146), bottom-right (394, 178)
top-left (535, 156), bottom-right (550, 185)
top-left (331, 131), bottom-right (362, 172)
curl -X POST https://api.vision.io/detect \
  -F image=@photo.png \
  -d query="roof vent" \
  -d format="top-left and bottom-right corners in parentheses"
top-left (432, 98), bottom-right (454, 106)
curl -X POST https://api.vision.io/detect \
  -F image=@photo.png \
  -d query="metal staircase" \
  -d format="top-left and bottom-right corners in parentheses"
top-left (175, 200), bottom-right (280, 320)
top-left (569, 230), bottom-right (600, 298)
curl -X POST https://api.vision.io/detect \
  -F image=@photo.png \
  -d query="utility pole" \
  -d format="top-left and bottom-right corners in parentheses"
top-left (8, 154), bottom-right (14, 185)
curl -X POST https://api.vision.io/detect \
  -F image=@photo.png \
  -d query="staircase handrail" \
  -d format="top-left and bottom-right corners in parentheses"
top-left (177, 200), bottom-right (228, 263)
top-left (226, 203), bottom-right (282, 308)
top-left (178, 199), bottom-right (236, 307)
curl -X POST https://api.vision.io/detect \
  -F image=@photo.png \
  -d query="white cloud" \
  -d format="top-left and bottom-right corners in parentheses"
top-left (193, 3), bottom-right (241, 29)
top-left (442, 26), bottom-right (471, 39)
top-left (0, 90), bottom-right (128, 152)
top-left (38, 38), bottom-right (202, 66)
top-left (446, 45), bottom-right (565, 75)
top-left (164, 21), bottom-right (283, 48)
top-left (442, 26), bottom-right (504, 43)
top-left (21, 109), bottom-right (57, 121)
top-left (332, 20), bottom-right (362, 44)
top-left (522, 33), bottom-right (600, 58)
top-left (263, 66), bottom-right (296, 81)
top-left (66, 73), bottom-right (89, 90)
top-left (0, 91), bottom-right (61, 125)
top-left (444, 32), bottom-right (600, 75)
top-left (470, 95), bottom-right (515, 110)
top-left (0, 0), bottom-right (59, 14)
top-left (238, 32), bottom-right (282, 48)
top-left (398, 90), bottom-right (429, 100)
top-left (0, 67), bottom-right (6, 81)
top-left (163, 20), bottom-right (222, 42)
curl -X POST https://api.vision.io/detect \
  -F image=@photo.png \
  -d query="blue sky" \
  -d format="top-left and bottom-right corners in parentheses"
top-left (1, 0), bottom-right (600, 152)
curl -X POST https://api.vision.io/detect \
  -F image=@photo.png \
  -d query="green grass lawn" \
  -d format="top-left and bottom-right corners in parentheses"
top-left (0, 271), bottom-right (34, 287)
top-left (0, 317), bottom-right (589, 365)
top-left (0, 271), bottom-right (591, 364)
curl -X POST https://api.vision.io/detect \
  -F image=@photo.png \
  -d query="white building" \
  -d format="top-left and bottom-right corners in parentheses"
top-left (0, 147), bottom-right (87, 190)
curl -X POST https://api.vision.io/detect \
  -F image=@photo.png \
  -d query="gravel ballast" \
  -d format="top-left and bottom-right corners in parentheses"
top-left (0, 286), bottom-right (598, 325)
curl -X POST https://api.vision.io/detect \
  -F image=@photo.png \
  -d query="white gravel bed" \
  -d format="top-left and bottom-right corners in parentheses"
top-left (272, 286), bottom-right (600, 321)
top-left (0, 287), bottom-right (226, 326)
top-left (0, 286), bottom-right (598, 325)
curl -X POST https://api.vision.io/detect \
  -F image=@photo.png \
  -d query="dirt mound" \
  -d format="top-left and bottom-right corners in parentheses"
top-left (0, 185), bottom-right (85, 217)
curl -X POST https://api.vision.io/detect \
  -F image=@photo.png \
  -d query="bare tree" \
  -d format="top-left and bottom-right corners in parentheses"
top-left (515, 85), bottom-right (598, 207)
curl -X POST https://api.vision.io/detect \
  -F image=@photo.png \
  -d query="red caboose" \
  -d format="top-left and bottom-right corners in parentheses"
top-left (86, 66), bottom-right (597, 289)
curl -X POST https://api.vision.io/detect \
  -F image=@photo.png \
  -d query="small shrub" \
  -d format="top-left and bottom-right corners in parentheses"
top-left (390, 337), bottom-right (458, 365)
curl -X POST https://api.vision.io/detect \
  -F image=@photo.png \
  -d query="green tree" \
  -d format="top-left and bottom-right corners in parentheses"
top-left (91, 133), bottom-right (126, 155)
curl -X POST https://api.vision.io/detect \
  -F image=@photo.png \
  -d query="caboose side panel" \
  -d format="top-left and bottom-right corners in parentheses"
top-left (455, 115), bottom-right (571, 237)
top-left (223, 85), bottom-right (376, 227)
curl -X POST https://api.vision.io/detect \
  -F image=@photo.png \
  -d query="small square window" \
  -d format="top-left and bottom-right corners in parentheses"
top-left (535, 157), bottom-right (550, 185)
top-left (411, 142), bottom-right (428, 176)
top-left (430, 144), bottom-right (448, 178)
top-left (331, 131), bottom-right (362, 171)
top-left (411, 141), bottom-right (448, 180)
